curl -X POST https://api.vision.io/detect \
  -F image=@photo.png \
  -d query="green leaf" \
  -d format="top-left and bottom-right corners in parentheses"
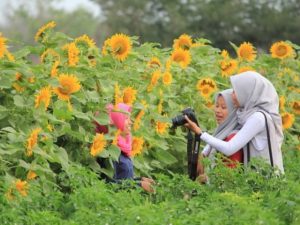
top-left (0, 75), bottom-right (13, 88)
top-left (153, 149), bottom-right (178, 165)
top-left (73, 110), bottom-right (90, 121)
top-left (13, 95), bottom-right (26, 107)
top-left (14, 47), bottom-right (31, 58)
top-left (53, 101), bottom-right (73, 120)
top-left (107, 145), bottom-right (120, 161)
top-left (1, 126), bottom-right (16, 133)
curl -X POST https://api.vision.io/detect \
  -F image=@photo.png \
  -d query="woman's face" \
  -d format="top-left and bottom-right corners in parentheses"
top-left (214, 95), bottom-right (229, 125)
top-left (231, 91), bottom-right (240, 108)
top-left (123, 116), bottom-right (132, 134)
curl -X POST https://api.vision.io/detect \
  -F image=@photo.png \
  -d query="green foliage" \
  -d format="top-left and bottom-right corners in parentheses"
top-left (0, 14), bottom-right (299, 224)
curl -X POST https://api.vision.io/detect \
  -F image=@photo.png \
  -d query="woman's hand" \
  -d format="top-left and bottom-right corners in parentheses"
top-left (141, 177), bottom-right (156, 184)
top-left (184, 115), bottom-right (202, 135)
top-left (141, 180), bottom-right (155, 193)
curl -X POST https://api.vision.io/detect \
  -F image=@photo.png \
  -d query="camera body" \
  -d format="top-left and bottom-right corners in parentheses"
top-left (171, 107), bottom-right (198, 129)
top-left (171, 107), bottom-right (200, 181)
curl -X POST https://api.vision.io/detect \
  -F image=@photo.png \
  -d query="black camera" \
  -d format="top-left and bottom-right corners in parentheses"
top-left (171, 107), bottom-right (198, 129)
top-left (171, 107), bottom-right (200, 181)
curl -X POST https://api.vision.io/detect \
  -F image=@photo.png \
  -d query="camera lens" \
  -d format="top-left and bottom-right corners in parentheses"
top-left (171, 114), bottom-right (186, 128)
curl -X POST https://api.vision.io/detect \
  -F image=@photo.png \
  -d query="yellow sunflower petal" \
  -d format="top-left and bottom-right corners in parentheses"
top-left (35, 86), bottom-right (52, 110)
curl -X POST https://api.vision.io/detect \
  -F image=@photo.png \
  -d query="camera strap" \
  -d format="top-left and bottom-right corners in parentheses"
top-left (187, 130), bottom-right (200, 180)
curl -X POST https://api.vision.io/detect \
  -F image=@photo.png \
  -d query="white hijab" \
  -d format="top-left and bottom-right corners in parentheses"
top-left (230, 71), bottom-right (284, 172)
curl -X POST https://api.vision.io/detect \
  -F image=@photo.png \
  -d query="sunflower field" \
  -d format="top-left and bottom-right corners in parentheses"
top-left (0, 21), bottom-right (299, 224)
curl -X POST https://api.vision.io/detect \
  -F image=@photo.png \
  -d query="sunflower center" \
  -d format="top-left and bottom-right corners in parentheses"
top-left (293, 102), bottom-right (300, 110)
top-left (173, 54), bottom-right (185, 62)
top-left (276, 46), bottom-right (287, 57)
top-left (58, 85), bottom-right (71, 95)
top-left (114, 43), bottom-right (126, 54)
top-left (202, 86), bottom-right (210, 94)
top-left (240, 49), bottom-right (250, 58)
top-left (180, 42), bottom-right (191, 50)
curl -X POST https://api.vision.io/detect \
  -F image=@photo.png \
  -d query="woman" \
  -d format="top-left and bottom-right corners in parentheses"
top-left (197, 89), bottom-right (242, 182)
top-left (201, 89), bottom-right (243, 167)
top-left (186, 71), bottom-right (284, 173)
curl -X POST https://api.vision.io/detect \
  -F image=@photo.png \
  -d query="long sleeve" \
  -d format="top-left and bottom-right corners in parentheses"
top-left (200, 113), bottom-right (265, 156)
top-left (201, 144), bottom-right (212, 157)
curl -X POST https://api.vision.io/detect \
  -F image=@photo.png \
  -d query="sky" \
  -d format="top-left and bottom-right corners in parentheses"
top-left (0, 0), bottom-right (101, 25)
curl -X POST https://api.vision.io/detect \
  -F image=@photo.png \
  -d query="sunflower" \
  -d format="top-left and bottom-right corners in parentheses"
top-left (0, 34), bottom-right (7, 58)
top-left (131, 137), bottom-right (145, 157)
top-left (101, 38), bottom-right (111, 56)
top-left (171, 48), bottom-right (191, 69)
top-left (34, 86), bottom-right (51, 110)
top-left (114, 83), bottom-right (123, 106)
top-left (279, 96), bottom-right (285, 111)
top-left (90, 133), bottom-right (107, 156)
top-left (291, 101), bottom-right (300, 115)
top-left (53, 74), bottom-right (81, 101)
top-left (15, 179), bottom-right (28, 197)
top-left (205, 101), bottom-right (214, 109)
top-left (66, 42), bottom-right (80, 66)
top-left (27, 170), bottom-right (37, 180)
top-left (26, 128), bottom-right (42, 156)
top-left (147, 57), bottom-right (161, 68)
top-left (123, 87), bottom-right (137, 106)
top-left (51, 61), bottom-right (60, 77)
top-left (12, 83), bottom-right (25, 92)
top-left (238, 66), bottom-right (255, 73)
top-left (40, 49), bottom-right (60, 63)
top-left (133, 110), bottom-right (145, 131)
top-left (74, 34), bottom-right (96, 48)
top-left (165, 58), bottom-right (172, 71)
top-left (281, 112), bottom-right (295, 130)
top-left (28, 76), bottom-right (35, 83)
top-left (15, 72), bottom-right (22, 81)
top-left (270, 41), bottom-right (294, 59)
top-left (237, 42), bottom-right (256, 62)
top-left (162, 71), bottom-right (172, 86)
top-left (220, 59), bottom-right (238, 77)
top-left (221, 49), bottom-right (229, 59)
top-left (34, 21), bottom-right (56, 42)
top-left (173, 34), bottom-right (193, 50)
top-left (196, 78), bottom-right (218, 99)
top-left (109, 33), bottom-right (132, 61)
top-left (147, 70), bottom-right (161, 92)
top-left (156, 121), bottom-right (169, 135)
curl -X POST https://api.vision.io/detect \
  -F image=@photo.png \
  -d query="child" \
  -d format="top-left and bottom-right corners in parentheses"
top-left (104, 103), bottom-right (154, 192)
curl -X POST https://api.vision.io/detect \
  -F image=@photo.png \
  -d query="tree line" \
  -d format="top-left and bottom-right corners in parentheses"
top-left (1, 0), bottom-right (300, 51)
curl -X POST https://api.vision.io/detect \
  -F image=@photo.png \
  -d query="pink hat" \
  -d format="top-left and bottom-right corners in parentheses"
top-left (107, 103), bottom-right (131, 131)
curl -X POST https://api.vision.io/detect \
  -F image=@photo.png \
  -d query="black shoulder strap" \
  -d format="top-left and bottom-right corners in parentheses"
top-left (246, 111), bottom-right (274, 167)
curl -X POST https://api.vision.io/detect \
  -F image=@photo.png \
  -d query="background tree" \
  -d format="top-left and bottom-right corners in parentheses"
top-left (1, 0), bottom-right (300, 51)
